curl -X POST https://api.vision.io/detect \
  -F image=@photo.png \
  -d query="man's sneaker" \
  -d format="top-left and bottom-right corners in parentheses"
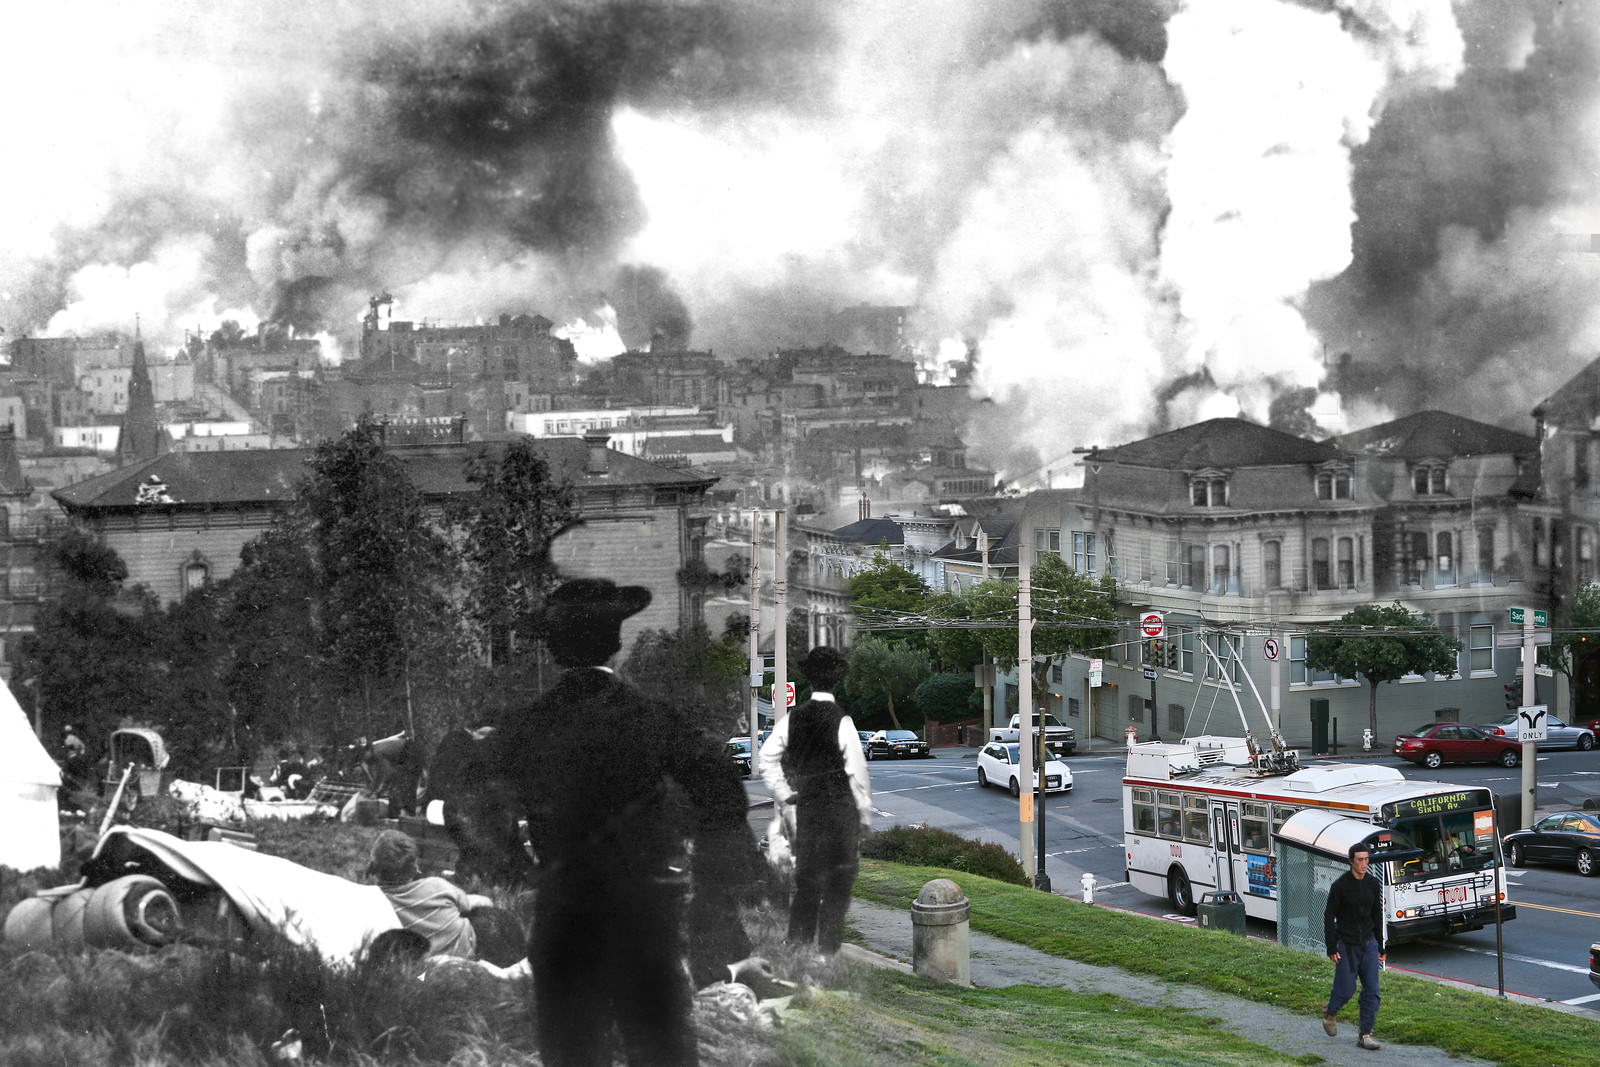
top-left (1321, 1012), bottom-right (1337, 1037)
top-left (1358, 1033), bottom-right (1380, 1051)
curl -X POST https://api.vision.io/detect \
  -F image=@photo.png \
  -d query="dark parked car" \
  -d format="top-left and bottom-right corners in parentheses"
top-left (1504, 810), bottom-right (1600, 876)
top-left (726, 736), bottom-right (753, 777)
top-left (1393, 722), bottom-right (1520, 769)
top-left (867, 729), bottom-right (931, 760)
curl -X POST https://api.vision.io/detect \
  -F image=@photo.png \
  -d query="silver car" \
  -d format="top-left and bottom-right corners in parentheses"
top-left (1482, 714), bottom-right (1597, 751)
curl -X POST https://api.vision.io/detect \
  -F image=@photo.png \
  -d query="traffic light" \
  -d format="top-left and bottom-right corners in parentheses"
top-left (1504, 684), bottom-right (1518, 711)
top-left (1165, 642), bottom-right (1179, 669)
top-left (1144, 640), bottom-right (1157, 666)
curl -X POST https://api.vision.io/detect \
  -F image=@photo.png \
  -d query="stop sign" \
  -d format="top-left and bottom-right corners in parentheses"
top-left (1140, 612), bottom-right (1165, 639)
top-left (785, 681), bottom-right (797, 707)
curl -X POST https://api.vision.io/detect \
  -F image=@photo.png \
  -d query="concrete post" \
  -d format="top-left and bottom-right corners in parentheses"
top-left (911, 878), bottom-right (971, 986)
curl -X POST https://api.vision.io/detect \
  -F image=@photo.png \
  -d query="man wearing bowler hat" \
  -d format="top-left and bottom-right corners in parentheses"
top-left (500, 577), bottom-right (758, 1067)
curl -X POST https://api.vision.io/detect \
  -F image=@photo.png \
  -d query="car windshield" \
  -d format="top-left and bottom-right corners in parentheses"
top-left (1485, 714), bottom-right (1516, 726)
top-left (727, 739), bottom-right (751, 756)
top-left (1411, 724), bottom-right (1435, 736)
top-left (1003, 744), bottom-right (1021, 762)
top-left (885, 730), bottom-right (918, 741)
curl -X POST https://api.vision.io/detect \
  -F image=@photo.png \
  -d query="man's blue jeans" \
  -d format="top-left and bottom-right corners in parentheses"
top-left (1327, 937), bottom-right (1382, 1034)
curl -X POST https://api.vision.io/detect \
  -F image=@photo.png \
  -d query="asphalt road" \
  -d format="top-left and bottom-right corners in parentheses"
top-left (749, 743), bottom-right (1600, 1011)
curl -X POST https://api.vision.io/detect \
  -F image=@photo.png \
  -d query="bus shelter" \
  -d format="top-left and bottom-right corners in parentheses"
top-left (1272, 808), bottom-right (1418, 954)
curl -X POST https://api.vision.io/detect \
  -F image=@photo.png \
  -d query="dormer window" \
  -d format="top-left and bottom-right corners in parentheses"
top-left (1412, 462), bottom-right (1448, 495)
top-left (1314, 463), bottom-right (1353, 500)
top-left (1190, 471), bottom-right (1229, 507)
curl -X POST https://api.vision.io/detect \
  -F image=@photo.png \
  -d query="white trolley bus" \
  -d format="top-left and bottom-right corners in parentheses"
top-left (1123, 733), bottom-right (1513, 943)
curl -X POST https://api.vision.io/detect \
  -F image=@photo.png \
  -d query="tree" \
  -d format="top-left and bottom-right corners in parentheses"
top-left (926, 555), bottom-right (1121, 710)
top-left (212, 522), bottom-right (322, 762)
top-left (299, 417), bottom-right (466, 741)
top-left (913, 672), bottom-right (981, 723)
top-left (625, 624), bottom-right (748, 735)
top-left (1549, 582), bottom-right (1600, 682)
top-left (1304, 602), bottom-right (1463, 739)
top-left (447, 438), bottom-right (577, 668)
top-left (847, 551), bottom-right (931, 647)
top-left (17, 531), bottom-right (167, 754)
top-left (843, 635), bottom-right (929, 730)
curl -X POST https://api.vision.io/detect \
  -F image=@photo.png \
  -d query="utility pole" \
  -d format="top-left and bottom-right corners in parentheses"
top-left (775, 508), bottom-right (787, 725)
top-left (747, 510), bottom-right (762, 763)
top-left (1018, 538), bottom-right (1035, 882)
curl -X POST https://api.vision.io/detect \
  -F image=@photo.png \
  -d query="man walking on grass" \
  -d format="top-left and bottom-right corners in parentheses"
top-left (1322, 843), bottom-right (1386, 1051)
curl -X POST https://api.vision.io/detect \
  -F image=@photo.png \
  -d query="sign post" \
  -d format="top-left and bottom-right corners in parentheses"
top-left (1139, 613), bottom-right (1164, 743)
top-left (1511, 607), bottom-right (1549, 829)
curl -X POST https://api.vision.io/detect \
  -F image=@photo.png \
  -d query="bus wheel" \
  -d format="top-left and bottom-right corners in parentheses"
top-left (1167, 868), bottom-right (1196, 916)
top-left (1578, 848), bottom-right (1596, 877)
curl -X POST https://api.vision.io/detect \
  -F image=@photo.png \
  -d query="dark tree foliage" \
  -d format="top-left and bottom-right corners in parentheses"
top-left (17, 532), bottom-right (165, 757)
top-left (625, 623), bottom-right (747, 735)
top-left (212, 522), bottom-right (322, 759)
top-left (156, 587), bottom-right (235, 779)
top-left (300, 417), bottom-right (461, 737)
top-left (913, 672), bottom-right (981, 723)
top-left (447, 438), bottom-right (576, 668)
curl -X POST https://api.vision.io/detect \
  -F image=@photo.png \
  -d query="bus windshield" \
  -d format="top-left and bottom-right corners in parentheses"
top-left (1387, 806), bottom-right (1496, 881)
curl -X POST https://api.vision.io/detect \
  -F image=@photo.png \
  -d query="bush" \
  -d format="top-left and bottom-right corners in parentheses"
top-left (859, 826), bottom-right (1027, 886)
top-left (912, 673), bottom-right (981, 723)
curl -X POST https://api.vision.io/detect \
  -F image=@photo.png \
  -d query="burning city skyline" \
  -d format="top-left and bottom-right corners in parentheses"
top-left (2, 1), bottom-right (1598, 481)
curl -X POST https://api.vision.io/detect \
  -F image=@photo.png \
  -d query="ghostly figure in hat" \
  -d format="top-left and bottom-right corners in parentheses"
top-left (757, 645), bottom-right (872, 954)
top-left (498, 577), bottom-right (761, 1067)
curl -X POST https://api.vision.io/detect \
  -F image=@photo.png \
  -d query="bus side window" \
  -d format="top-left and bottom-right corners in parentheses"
top-left (1183, 795), bottom-right (1209, 844)
top-left (1158, 790), bottom-right (1182, 838)
top-left (1241, 801), bottom-right (1269, 852)
top-left (1133, 788), bottom-right (1157, 834)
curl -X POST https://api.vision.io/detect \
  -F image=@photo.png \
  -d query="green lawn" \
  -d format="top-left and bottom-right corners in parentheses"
top-left (850, 860), bottom-right (1600, 1067)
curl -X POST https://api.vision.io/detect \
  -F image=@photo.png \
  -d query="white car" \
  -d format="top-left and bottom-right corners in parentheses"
top-left (976, 741), bottom-right (1072, 797)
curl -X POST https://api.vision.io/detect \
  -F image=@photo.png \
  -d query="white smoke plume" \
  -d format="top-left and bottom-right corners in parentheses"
top-left (2, 1), bottom-right (1596, 478)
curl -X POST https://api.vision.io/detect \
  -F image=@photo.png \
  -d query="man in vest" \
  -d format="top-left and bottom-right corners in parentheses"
top-left (759, 645), bottom-right (872, 954)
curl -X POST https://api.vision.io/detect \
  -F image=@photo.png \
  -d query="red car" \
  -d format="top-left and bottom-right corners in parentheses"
top-left (1394, 722), bottom-right (1521, 769)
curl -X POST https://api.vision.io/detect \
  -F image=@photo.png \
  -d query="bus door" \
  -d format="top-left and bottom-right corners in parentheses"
top-left (1211, 800), bottom-right (1241, 894)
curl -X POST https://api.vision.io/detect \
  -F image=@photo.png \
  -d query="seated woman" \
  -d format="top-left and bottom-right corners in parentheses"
top-left (366, 829), bottom-right (526, 966)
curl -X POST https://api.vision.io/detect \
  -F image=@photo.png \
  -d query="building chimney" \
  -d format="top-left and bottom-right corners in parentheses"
top-left (583, 430), bottom-right (611, 475)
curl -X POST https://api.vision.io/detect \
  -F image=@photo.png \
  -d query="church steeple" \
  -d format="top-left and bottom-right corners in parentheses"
top-left (115, 323), bottom-right (166, 464)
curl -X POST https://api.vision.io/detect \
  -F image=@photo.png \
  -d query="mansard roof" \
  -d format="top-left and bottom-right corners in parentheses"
top-left (52, 435), bottom-right (716, 513)
top-left (827, 516), bottom-right (904, 545)
top-left (1091, 417), bottom-right (1334, 469)
top-left (1330, 410), bottom-right (1536, 459)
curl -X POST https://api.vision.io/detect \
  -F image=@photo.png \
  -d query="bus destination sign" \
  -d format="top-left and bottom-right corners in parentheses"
top-left (1384, 790), bottom-right (1491, 821)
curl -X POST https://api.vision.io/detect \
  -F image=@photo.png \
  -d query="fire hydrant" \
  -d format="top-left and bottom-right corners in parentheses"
top-left (1081, 871), bottom-right (1097, 904)
top-left (1362, 727), bottom-right (1374, 751)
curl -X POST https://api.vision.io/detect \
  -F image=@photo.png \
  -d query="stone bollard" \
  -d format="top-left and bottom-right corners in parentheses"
top-left (911, 878), bottom-right (971, 986)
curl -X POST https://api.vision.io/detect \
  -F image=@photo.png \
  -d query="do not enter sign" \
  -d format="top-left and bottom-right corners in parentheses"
top-left (1140, 612), bottom-right (1165, 639)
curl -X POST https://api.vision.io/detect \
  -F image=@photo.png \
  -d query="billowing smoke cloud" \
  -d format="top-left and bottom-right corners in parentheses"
top-left (1307, 0), bottom-right (1600, 427)
top-left (5, 1), bottom-right (1598, 482)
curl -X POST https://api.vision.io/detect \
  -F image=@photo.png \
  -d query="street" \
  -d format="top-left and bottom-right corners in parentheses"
top-left (751, 744), bottom-right (1600, 1009)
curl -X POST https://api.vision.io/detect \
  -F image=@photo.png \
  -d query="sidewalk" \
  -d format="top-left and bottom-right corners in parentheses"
top-left (843, 897), bottom-right (1504, 1066)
